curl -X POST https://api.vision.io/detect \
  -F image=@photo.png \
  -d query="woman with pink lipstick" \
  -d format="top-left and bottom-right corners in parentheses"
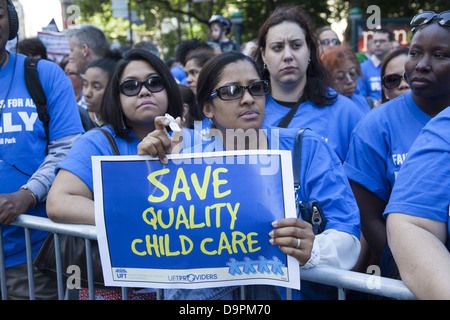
top-left (48, 49), bottom-right (185, 224)
top-left (344, 11), bottom-right (450, 281)
top-left (45, 49), bottom-right (186, 299)
top-left (254, 6), bottom-right (365, 162)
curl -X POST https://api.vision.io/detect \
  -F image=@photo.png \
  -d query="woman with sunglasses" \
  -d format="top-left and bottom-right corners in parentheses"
top-left (45, 49), bottom-right (186, 299)
top-left (344, 11), bottom-right (450, 279)
top-left (380, 48), bottom-right (410, 103)
top-left (138, 51), bottom-right (360, 300)
top-left (254, 6), bottom-right (364, 162)
top-left (321, 45), bottom-right (372, 113)
top-left (48, 49), bottom-right (184, 225)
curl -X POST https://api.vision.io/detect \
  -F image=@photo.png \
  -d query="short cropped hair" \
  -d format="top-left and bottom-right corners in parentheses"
top-left (374, 28), bottom-right (394, 41)
top-left (17, 37), bottom-right (48, 59)
top-left (66, 24), bottom-right (109, 58)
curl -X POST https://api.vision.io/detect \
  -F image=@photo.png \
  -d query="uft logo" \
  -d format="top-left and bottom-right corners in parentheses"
top-left (115, 268), bottom-right (128, 279)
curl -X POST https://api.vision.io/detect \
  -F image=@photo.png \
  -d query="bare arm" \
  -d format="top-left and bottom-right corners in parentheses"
top-left (387, 212), bottom-right (450, 299)
top-left (46, 169), bottom-right (95, 225)
top-left (350, 180), bottom-right (387, 263)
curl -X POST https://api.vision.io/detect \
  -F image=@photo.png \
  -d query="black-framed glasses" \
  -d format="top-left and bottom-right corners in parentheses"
top-left (119, 76), bottom-right (165, 96)
top-left (320, 39), bottom-right (341, 46)
top-left (410, 10), bottom-right (450, 32)
top-left (382, 73), bottom-right (404, 90)
top-left (209, 80), bottom-right (270, 101)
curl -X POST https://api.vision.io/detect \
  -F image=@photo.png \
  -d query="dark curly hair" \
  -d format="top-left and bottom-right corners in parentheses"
top-left (254, 5), bottom-right (336, 106)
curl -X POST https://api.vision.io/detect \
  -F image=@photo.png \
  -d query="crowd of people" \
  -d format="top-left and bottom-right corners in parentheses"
top-left (0, 0), bottom-right (449, 300)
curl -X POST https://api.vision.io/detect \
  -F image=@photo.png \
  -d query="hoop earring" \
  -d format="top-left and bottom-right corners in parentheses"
top-left (308, 58), bottom-right (311, 64)
top-left (263, 63), bottom-right (267, 70)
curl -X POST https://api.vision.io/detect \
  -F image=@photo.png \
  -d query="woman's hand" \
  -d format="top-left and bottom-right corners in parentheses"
top-left (269, 218), bottom-right (315, 266)
top-left (137, 115), bottom-right (183, 164)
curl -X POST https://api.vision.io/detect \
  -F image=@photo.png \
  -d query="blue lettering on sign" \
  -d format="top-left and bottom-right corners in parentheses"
top-left (227, 256), bottom-right (285, 276)
top-left (115, 268), bottom-right (128, 279)
top-left (168, 273), bottom-right (218, 282)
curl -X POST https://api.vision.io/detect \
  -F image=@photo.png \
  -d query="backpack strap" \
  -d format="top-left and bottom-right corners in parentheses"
top-left (92, 128), bottom-right (120, 156)
top-left (24, 57), bottom-right (50, 145)
top-left (293, 128), bottom-right (310, 190)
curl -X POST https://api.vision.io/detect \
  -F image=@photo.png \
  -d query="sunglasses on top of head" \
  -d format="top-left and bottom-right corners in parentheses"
top-left (209, 80), bottom-right (270, 101)
top-left (410, 10), bottom-right (450, 33)
top-left (119, 76), bottom-right (165, 96)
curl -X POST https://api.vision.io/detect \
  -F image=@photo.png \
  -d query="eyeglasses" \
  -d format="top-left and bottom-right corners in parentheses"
top-left (373, 39), bottom-right (388, 44)
top-left (335, 71), bottom-right (359, 84)
top-left (410, 10), bottom-right (450, 32)
top-left (119, 76), bottom-right (165, 96)
top-left (209, 80), bottom-right (270, 101)
top-left (320, 39), bottom-right (341, 46)
top-left (382, 73), bottom-right (405, 90)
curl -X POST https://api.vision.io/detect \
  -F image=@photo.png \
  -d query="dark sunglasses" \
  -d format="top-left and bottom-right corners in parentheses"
top-left (382, 73), bottom-right (405, 90)
top-left (209, 80), bottom-right (270, 101)
top-left (119, 76), bottom-right (165, 96)
top-left (320, 39), bottom-right (341, 46)
top-left (410, 10), bottom-right (450, 32)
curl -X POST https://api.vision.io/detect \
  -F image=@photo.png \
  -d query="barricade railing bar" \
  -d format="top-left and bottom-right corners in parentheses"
top-left (0, 214), bottom-right (417, 300)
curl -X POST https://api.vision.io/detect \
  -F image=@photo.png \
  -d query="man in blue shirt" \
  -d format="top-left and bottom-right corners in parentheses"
top-left (357, 28), bottom-right (394, 106)
top-left (0, 0), bottom-right (84, 299)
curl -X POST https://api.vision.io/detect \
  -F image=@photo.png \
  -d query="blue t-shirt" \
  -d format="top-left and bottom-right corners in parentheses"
top-left (344, 92), bottom-right (431, 203)
top-left (165, 126), bottom-right (360, 300)
top-left (358, 59), bottom-right (382, 101)
top-left (201, 126), bottom-right (361, 239)
top-left (0, 52), bottom-right (84, 268)
top-left (263, 92), bottom-right (365, 161)
top-left (351, 93), bottom-right (371, 114)
top-left (384, 106), bottom-right (450, 226)
top-left (170, 64), bottom-right (187, 85)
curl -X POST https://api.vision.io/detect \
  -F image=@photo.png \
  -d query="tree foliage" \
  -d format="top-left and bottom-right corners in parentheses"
top-left (74, 0), bottom-right (448, 58)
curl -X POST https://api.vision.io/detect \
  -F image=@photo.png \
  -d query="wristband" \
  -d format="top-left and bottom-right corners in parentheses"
top-left (20, 186), bottom-right (38, 207)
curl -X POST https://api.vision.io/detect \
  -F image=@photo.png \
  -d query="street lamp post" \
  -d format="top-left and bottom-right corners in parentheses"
top-left (231, 11), bottom-right (244, 51)
top-left (349, 7), bottom-right (362, 52)
top-left (127, 0), bottom-right (134, 46)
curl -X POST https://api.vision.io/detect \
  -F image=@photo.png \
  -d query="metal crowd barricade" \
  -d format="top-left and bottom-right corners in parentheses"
top-left (0, 214), bottom-right (416, 300)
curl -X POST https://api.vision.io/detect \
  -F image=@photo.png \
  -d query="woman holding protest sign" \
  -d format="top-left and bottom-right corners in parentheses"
top-left (138, 50), bottom-right (361, 300)
top-left (45, 49), bottom-right (186, 299)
